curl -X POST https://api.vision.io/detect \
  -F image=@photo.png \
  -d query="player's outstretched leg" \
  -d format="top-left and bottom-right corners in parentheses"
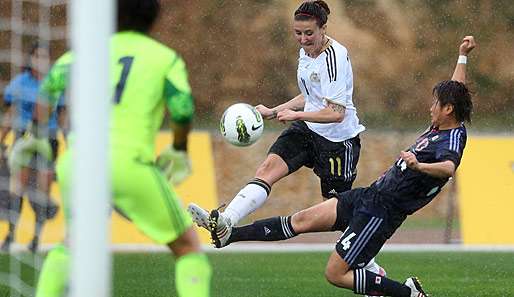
top-left (35, 244), bottom-right (70, 297)
top-left (212, 215), bottom-right (298, 248)
top-left (189, 154), bottom-right (284, 248)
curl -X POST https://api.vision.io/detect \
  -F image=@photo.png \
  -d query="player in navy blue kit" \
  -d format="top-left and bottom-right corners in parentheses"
top-left (211, 36), bottom-right (476, 297)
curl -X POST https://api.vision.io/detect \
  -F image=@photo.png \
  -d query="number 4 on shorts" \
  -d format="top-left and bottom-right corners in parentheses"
top-left (338, 230), bottom-right (356, 251)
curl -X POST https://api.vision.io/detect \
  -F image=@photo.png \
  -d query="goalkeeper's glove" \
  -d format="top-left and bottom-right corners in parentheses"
top-left (156, 146), bottom-right (192, 186)
top-left (8, 132), bottom-right (52, 173)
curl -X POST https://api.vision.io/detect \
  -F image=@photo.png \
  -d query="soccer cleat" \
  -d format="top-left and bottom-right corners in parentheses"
top-left (208, 208), bottom-right (232, 248)
top-left (365, 260), bottom-right (387, 297)
top-left (187, 203), bottom-right (211, 229)
top-left (404, 277), bottom-right (429, 297)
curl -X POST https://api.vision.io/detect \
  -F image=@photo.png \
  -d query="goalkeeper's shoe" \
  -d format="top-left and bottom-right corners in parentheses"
top-left (364, 259), bottom-right (387, 297)
top-left (208, 207), bottom-right (232, 248)
top-left (404, 277), bottom-right (429, 297)
top-left (187, 203), bottom-right (211, 229)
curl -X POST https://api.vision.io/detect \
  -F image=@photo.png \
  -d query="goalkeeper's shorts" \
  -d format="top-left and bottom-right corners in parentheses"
top-left (57, 149), bottom-right (192, 244)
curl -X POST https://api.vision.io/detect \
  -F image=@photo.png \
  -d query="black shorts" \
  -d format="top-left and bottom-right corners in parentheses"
top-left (268, 121), bottom-right (361, 198)
top-left (333, 187), bottom-right (406, 269)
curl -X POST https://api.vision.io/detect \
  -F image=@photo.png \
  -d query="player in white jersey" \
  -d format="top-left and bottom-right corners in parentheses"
top-left (190, 0), bottom-right (365, 238)
top-left (189, 0), bottom-right (371, 267)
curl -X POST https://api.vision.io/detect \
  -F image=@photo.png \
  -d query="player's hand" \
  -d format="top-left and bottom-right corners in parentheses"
top-left (255, 104), bottom-right (277, 120)
top-left (400, 151), bottom-right (420, 171)
top-left (459, 36), bottom-right (476, 56)
top-left (8, 134), bottom-right (52, 172)
top-left (277, 109), bottom-right (299, 122)
top-left (156, 146), bottom-right (192, 186)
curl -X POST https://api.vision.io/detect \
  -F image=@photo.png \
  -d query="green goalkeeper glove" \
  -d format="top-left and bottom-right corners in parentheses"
top-left (156, 146), bottom-right (192, 186)
top-left (8, 133), bottom-right (52, 173)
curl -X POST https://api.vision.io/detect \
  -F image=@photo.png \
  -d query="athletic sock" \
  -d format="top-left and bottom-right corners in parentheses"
top-left (353, 269), bottom-right (411, 297)
top-left (175, 252), bottom-right (212, 297)
top-left (35, 244), bottom-right (70, 297)
top-left (7, 194), bottom-right (23, 238)
top-left (222, 178), bottom-right (271, 226)
top-left (229, 216), bottom-right (297, 243)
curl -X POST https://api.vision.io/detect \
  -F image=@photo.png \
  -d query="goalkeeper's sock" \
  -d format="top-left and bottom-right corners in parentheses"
top-left (229, 216), bottom-right (297, 243)
top-left (353, 269), bottom-right (410, 296)
top-left (35, 244), bottom-right (70, 297)
top-left (222, 178), bottom-right (271, 226)
top-left (175, 252), bottom-right (211, 297)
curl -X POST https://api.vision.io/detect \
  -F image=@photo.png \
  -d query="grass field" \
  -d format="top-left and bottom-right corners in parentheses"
top-left (1, 251), bottom-right (513, 296)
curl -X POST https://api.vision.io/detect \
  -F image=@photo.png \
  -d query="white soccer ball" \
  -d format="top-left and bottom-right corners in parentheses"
top-left (220, 103), bottom-right (264, 147)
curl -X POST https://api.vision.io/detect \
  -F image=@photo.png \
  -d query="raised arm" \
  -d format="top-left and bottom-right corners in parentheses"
top-left (451, 36), bottom-right (476, 83)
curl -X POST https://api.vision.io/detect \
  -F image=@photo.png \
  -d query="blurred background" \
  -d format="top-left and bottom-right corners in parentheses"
top-left (0, 0), bottom-right (513, 248)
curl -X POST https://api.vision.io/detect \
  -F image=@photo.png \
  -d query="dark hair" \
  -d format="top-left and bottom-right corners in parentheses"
top-left (432, 80), bottom-right (473, 123)
top-left (117, 0), bottom-right (160, 33)
top-left (294, 0), bottom-right (331, 27)
top-left (24, 41), bottom-right (48, 72)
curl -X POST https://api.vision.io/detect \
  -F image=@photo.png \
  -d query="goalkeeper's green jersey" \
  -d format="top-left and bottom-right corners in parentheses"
top-left (41, 31), bottom-right (194, 161)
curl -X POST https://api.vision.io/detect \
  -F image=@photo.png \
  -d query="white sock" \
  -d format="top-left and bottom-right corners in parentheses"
top-left (222, 180), bottom-right (270, 226)
top-left (364, 257), bottom-right (385, 275)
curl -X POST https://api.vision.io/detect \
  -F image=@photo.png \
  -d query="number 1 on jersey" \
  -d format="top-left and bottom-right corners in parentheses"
top-left (113, 56), bottom-right (134, 104)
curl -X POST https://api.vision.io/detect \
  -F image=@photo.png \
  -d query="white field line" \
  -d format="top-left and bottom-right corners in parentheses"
top-left (4, 243), bottom-right (514, 254)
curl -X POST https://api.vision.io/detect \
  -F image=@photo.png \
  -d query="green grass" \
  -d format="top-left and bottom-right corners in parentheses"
top-left (1, 251), bottom-right (513, 296)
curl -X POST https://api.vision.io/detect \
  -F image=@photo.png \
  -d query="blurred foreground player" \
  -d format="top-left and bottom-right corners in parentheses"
top-left (33, 0), bottom-right (211, 296)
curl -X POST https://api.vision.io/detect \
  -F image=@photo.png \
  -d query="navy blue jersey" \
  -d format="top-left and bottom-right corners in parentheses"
top-left (372, 125), bottom-right (467, 215)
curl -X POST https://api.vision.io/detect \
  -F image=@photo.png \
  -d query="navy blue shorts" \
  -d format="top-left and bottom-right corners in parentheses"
top-left (333, 187), bottom-right (406, 269)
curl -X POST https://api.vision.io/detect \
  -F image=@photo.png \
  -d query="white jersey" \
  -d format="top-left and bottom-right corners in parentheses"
top-left (297, 37), bottom-right (365, 142)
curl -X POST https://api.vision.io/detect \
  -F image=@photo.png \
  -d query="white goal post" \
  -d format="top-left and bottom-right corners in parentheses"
top-left (69, 0), bottom-right (113, 296)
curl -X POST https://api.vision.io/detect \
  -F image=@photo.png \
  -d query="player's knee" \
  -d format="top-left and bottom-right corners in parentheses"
top-left (291, 210), bottom-right (310, 233)
top-left (255, 158), bottom-right (274, 177)
top-left (255, 155), bottom-right (288, 184)
top-left (324, 254), bottom-right (351, 288)
top-left (324, 264), bottom-right (340, 286)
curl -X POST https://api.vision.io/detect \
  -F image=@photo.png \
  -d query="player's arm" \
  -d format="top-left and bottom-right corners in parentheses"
top-left (451, 36), bottom-right (475, 84)
top-left (277, 99), bottom-right (344, 123)
top-left (36, 53), bottom-right (71, 127)
top-left (164, 56), bottom-right (194, 151)
top-left (157, 55), bottom-right (194, 185)
top-left (255, 94), bottom-right (305, 120)
top-left (400, 151), bottom-right (455, 178)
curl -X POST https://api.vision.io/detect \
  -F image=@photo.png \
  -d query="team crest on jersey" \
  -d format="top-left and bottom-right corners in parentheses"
top-left (415, 137), bottom-right (429, 151)
top-left (310, 72), bottom-right (320, 83)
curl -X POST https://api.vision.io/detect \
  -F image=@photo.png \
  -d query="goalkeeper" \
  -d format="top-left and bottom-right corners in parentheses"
top-left (33, 0), bottom-right (211, 296)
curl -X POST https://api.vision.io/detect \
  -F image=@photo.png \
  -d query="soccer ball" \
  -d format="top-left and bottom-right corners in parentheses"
top-left (220, 103), bottom-right (264, 146)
